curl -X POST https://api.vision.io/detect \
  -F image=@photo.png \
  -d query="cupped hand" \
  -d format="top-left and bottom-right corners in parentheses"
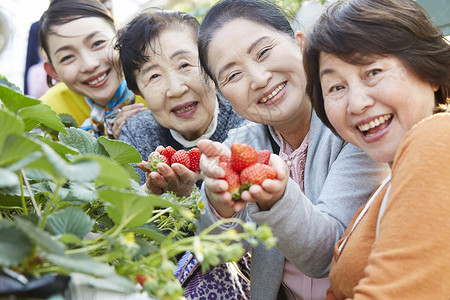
top-left (198, 139), bottom-right (246, 217)
top-left (146, 162), bottom-right (201, 198)
top-left (112, 103), bottom-right (148, 139)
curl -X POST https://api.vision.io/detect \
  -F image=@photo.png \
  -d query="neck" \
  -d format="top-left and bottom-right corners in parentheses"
top-left (274, 101), bottom-right (312, 149)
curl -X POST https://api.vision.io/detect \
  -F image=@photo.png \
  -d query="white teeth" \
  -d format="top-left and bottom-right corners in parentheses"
top-left (88, 73), bottom-right (107, 85)
top-left (358, 114), bottom-right (391, 132)
top-left (260, 82), bottom-right (286, 103)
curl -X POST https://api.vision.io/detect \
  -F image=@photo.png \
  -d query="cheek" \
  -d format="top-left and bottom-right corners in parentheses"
top-left (324, 100), bottom-right (346, 130)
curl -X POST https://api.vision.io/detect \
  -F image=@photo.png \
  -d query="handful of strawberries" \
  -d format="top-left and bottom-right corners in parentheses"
top-left (219, 143), bottom-right (277, 200)
top-left (137, 145), bottom-right (201, 173)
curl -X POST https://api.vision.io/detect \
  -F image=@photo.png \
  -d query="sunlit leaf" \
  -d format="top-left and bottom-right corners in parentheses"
top-left (0, 110), bottom-right (24, 150)
top-left (99, 190), bottom-right (173, 229)
top-left (0, 134), bottom-right (41, 167)
top-left (0, 168), bottom-right (19, 188)
top-left (0, 85), bottom-right (40, 113)
top-left (97, 136), bottom-right (142, 164)
top-left (19, 104), bottom-right (67, 134)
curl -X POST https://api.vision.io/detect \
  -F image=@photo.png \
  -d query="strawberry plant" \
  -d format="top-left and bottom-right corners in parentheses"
top-left (0, 76), bottom-right (276, 299)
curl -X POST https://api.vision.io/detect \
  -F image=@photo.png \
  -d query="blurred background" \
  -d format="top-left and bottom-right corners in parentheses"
top-left (0, 0), bottom-right (448, 95)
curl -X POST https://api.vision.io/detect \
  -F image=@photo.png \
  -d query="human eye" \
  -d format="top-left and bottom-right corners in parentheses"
top-left (59, 54), bottom-right (74, 64)
top-left (367, 69), bottom-right (381, 78)
top-left (257, 47), bottom-right (272, 60)
top-left (92, 39), bottom-right (106, 49)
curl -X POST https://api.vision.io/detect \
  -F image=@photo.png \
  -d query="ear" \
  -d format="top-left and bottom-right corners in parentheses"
top-left (295, 31), bottom-right (306, 49)
top-left (43, 61), bottom-right (60, 82)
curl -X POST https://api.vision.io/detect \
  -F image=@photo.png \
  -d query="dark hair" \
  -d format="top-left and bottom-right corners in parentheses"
top-left (115, 9), bottom-right (200, 94)
top-left (198, 0), bottom-right (296, 87)
top-left (303, 0), bottom-right (450, 133)
top-left (38, 0), bottom-right (115, 87)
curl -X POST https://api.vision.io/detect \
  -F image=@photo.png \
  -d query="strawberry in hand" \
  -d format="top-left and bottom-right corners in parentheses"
top-left (187, 148), bottom-right (201, 172)
top-left (230, 143), bottom-right (258, 172)
top-left (240, 163), bottom-right (277, 186)
top-left (219, 161), bottom-right (242, 200)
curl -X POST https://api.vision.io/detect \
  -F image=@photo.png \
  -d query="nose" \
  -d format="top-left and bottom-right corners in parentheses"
top-left (79, 51), bottom-right (100, 73)
top-left (248, 63), bottom-right (271, 91)
top-left (347, 84), bottom-right (375, 115)
top-left (165, 72), bottom-right (188, 98)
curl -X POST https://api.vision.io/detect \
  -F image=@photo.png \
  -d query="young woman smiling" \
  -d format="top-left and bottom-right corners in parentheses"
top-left (38, 0), bottom-right (147, 138)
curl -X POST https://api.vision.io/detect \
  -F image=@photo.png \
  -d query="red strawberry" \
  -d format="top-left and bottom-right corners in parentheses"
top-left (240, 163), bottom-right (277, 186)
top-left (187, 148), bottom-right (201, 172)
top-left (135, 274), bottom-right (147, 286)
top-left (171, 149), bottom-right (191, 168)
top-left (161, 146), bottom-right (176, 164)
top-left (219, 162), bottom-right (241, 200)
top-left (230, 143), bottom-right (258, 172)
top-left (257, 150), bottom-right (271, 165)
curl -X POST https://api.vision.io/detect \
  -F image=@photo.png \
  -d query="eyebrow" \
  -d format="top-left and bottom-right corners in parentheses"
top-left (54, 31), bottom-right (101, 56)
top-left (319, 68), bottom-right (335, 78)
top-left (217, 36), bottom-right (270, 80)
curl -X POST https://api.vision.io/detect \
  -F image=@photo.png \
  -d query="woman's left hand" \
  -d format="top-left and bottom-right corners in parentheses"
top-left (240, 154), bottom-right (289, 211)
top-left (146, 163), bottom-right (201, 197)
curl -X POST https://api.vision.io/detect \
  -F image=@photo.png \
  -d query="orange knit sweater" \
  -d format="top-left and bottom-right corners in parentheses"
top-left (327, 113), bottom-right (450, 300)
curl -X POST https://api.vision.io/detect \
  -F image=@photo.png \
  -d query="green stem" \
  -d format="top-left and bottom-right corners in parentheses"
top-left (19, 170), bottom-right (28, 215)
top-left (39, 178), bottom-right (63, 229)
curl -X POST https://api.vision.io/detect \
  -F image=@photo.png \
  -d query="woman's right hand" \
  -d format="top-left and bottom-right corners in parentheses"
top-left (112, 103), bottom-right (148, 139)
top-left (198, 139), bottom-right (247, 217)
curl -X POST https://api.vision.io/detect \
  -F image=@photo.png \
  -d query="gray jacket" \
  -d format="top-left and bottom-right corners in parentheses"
top-left (197, 110), bottom-right (389, 299)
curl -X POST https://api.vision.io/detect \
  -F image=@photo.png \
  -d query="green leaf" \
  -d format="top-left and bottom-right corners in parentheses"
top-left (60, 181), bottom-right (97, 204)
top-left (58, 113), bottom-right (78, 128)
top-left (0, 220), bottom-right (33, 266)
top-left (127, 223), bottom-right (166, 244)
top-left (0, 74), bottom-right (22, 93)
top-left (37, 144), bottom-right (100, 182)
top-left (58, 128), bottom-right (108, 156)
top-left (19, 104), bottom-right (67, 134)
top-left (0, 195), bottom-right (23, 209)
top-left (0, 168), bottom-right (19, 188)
top-left (57, 233), bottom-right (82, 246)
top-left (78, 155), bottom-right (131, 188)
top-left (97, 137), bottom-right (142, 164)
top-left (45, 253), bottom-right (116, 277)
top-left (14, 217), bottom-right (66, 255)
top-left (99, 190), bottom-right (169, 229)
top-left (0, 85), bottom-right (40, 113)
top-left (0, 134), bottom-right (41, 167)
top-left (7, 151), bottom-right (43, 172)
top-left (46, 207), bottom-right (94, 239)
top-left (38, 138), bottom-right (79, 160)
top-left (0, 110), bottom-right (24, 150)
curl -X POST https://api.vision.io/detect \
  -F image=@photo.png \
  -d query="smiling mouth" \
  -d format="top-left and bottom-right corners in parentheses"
top-left (259, 82), bottom-right (286, 104)
top-left (358, 114), bottom-right (392, 136)
top-left (172, 102), bottom-right (197, 114)
top-left (87, 72), bottom-right (108, 85)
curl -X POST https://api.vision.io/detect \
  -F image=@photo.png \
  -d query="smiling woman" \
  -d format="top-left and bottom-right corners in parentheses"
top-left (38, 0), bottom-right (147, 138)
